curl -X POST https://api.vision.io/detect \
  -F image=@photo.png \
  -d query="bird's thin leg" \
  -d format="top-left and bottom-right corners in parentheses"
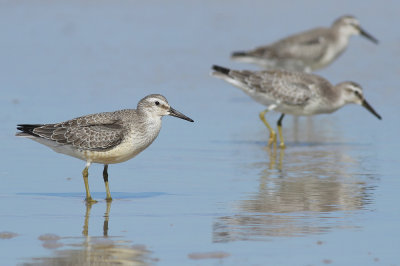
top-left (82, 162), bottom-right (96, 203)
top-left (259, 109), bottom-right (277, 146)
top-left (103, 164), bottom-right (112, 201)
top-left (277, 113), bottom-right (286, 149)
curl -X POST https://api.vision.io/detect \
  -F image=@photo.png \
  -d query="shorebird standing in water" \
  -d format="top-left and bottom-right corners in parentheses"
top-left (231, 15), bottom-right (378, 72)
top-left (211, 65), bottom-right (381, 148)
top-left (16, 94), bottom-right (194, 202)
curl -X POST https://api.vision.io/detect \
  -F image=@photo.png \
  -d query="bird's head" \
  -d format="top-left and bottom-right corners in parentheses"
top-left (137, 94), bottom-right (194, 122)
top-left (333, 15), bottom-right (378, 44)
top-left (336, 81), bottom-right (381, 120)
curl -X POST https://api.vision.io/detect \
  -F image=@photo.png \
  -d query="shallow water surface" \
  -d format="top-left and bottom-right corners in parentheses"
top-left (1, 0), bottom-right (399, 265)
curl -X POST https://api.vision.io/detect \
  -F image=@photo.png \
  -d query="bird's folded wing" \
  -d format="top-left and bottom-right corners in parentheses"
top-left (273, 28), bottom-right (330, 61)
top-left (33, 113), bottom-right (125, 151)
top-left (234, 70), bottom-right (312, 105)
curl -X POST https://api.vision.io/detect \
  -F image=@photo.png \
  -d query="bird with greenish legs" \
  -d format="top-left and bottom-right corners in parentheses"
top-left (16, 94), bottom-right (194, 203)
top-left (211, 65), bottom-right (381, 148)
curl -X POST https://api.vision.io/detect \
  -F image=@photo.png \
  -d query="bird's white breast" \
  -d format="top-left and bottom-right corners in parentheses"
top-left (84, 119), bottom-right (162, 164)
top-left (319, 35), bottom-right (349, 67)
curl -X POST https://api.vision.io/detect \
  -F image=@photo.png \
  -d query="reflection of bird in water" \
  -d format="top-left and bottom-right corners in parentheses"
top-left (82, 201), bottom-right (111, 237)
top-left (231, 15), bottom-right (378, 72)
top-left (26, 202), bottom-right (154, 266)
top-left (16, 94), bottom-right (193, 202)
top-left (211, 65), bottom-right (381, 148)
top-left (213, 145), bottom-right (376, 243)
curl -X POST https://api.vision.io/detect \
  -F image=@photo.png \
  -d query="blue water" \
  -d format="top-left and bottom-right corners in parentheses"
top-left (1, 0), bottom-right (399, 265)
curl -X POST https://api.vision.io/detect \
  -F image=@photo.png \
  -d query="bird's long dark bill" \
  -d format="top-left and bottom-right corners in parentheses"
top-left (359, 27), bottom-right (379, 44)
top-left (362, 99), bottom-right (382, 120)
top-left (169, 107), bottom-right (194, 122)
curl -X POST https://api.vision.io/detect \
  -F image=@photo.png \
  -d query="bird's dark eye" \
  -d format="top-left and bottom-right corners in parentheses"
top-left (353, 90), bottom-right (362, 98)
top-left (155, 101), bottom-right (160, 106)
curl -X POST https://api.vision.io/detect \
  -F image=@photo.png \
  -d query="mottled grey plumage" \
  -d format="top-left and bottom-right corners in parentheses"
top-left (231, 15), bottom-right (378, 72)
top-left (222, 69), bottom-right (322, 107)
top-left (27, 111), bottom-right (126, 151)
top-left (211, 65), bottom-right (381, 147)
top-left (16, 94), bottom-right (194, 202)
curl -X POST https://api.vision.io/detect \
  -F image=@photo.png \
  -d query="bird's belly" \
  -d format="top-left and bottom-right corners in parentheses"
top-left (274, 104), bottom-right (311, 116)
top-left (84, 135), bottom-right (156, 164)
top-left (249, 92), bottom-right (276, 107)
top-left (275, 100), bottom-right (337, 116)
top-left (45, 143), bottom-right (138, 164)
top-left (82, 145), bottom-right (140, 164)
top-left (46, 137), bottom-right (150, 165)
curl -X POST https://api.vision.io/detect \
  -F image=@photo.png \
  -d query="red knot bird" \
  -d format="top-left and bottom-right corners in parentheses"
top-left (211, 65), bottom-right (381, 148)
top-left (231, 15), bottom-right (378, 72)
top-left (16, 94), bottom-right (194, 202)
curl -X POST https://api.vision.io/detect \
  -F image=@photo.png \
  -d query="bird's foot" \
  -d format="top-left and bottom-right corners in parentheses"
top-left (85, 197), bottom-right (98, 204)
top-left (105, 197), bottom-right (113, 202)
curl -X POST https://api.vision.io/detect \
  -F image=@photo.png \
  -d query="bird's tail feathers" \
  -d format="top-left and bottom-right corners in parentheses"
top-left (231, 51), bottom-right (248, 58)
top-left (16, 124), bottom-right (43, 137)
top-left (211, 65), bottom-right (232, 79)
